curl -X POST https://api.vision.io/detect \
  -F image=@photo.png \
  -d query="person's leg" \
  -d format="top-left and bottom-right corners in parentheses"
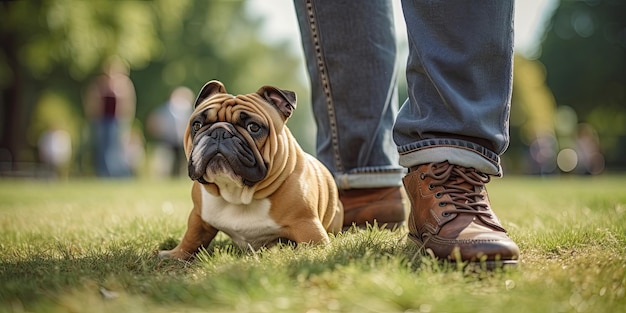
top-left (395, 0), bottom-right (519, 264)
top-left (93, 121), bottom-right (109, 177)
top-left (294, 0), bottom-right (406, 228)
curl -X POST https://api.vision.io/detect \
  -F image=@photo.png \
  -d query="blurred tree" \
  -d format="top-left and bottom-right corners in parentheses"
top-left (509, 54), bottom-right (558, 174)
top-left (132, 0), bottom-right (310, 149)
top-left (0, 0), bottom-right (311, 175)
top-left (539, 0), bottom-right (626, 169)
top-left (0, 0), bottom-right (164, 168)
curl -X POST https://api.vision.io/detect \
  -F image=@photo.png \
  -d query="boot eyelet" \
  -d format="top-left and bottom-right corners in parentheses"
top-left (420, 173), bottom-right (426, 180)
top-left (428, 184), bottom-right (435, 190)
top-left (438, 202), bottom-right (446, 207)
top-left (442, 211), bottom-right (450, 217)
top-left (435, 192), bottom-right (442, 198)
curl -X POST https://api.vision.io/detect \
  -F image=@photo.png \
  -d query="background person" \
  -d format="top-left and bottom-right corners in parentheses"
top-left (83, 59), bottom-right (136, 177)
top-left (147, 87), bottom-right (194, 178)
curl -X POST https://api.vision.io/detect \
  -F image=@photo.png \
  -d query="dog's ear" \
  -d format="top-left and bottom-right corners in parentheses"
top-left (257, 85), bottom-right (297, 119)
top-left (194, 80), bottom-right (227, 107)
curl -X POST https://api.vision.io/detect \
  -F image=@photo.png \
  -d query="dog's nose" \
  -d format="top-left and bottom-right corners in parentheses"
top-left (209, 124), bottom-right (234, 139)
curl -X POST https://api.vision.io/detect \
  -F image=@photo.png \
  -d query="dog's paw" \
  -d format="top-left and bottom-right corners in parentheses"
top-left (157, 249), bottom-right (194, 261)
top-left (156, 249), bottom-right (173, 259)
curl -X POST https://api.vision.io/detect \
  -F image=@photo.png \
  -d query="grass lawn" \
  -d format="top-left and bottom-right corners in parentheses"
top-left (0, 175), bottom-right (625, 312)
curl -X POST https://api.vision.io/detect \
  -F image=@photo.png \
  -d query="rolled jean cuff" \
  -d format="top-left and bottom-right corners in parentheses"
top-left (397, 139), bottom-right (502, 176)
top-left (335, 166), bottom-right (405, 190)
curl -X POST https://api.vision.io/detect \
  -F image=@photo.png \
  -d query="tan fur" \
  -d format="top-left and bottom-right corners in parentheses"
top-left (159, 82), bottom-right (343, 260)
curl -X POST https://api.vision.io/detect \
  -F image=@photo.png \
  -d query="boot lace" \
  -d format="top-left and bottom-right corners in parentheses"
top-left (420, 161), bottom-right (493, 219)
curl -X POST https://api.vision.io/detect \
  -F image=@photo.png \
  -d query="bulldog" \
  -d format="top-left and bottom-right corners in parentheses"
top-left (158, 80), bottom-right (343, 260)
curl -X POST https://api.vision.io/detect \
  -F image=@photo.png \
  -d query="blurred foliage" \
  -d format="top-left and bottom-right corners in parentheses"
top-left (508, 54), bottom-right (558, 173)
top-left (24, 0), bottom-right (160, 79)
top-left (512, 55), bottom-right (557, 145)
top-left (0, 0), bottom-right (313, 175)
top-left (539, 0), bottom-right (626, 169)
top-left (27, 90), bottom-right (80, 148)
top-left (128, 0), bottom-right (311, 141)
top-left (2, 0), bottom-right (625, 176)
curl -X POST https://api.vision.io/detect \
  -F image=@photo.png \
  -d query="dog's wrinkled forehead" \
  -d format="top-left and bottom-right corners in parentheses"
top-left (195, 93), bottom-right (271, 124)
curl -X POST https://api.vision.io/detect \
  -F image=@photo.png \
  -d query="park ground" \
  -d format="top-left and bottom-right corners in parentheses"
top-left (0, 175), bottom-right (624, 312)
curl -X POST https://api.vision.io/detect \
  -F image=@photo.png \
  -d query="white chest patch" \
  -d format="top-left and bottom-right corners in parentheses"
top-left (200, 187), bottom-right (281, 250)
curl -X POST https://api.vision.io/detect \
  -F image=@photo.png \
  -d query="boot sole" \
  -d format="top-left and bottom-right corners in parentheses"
top-left (408, 233), bottom-right (519, 271)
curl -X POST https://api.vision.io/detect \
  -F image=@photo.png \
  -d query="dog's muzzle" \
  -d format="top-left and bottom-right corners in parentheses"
top-left (188, 123), bottom-right (267, 186)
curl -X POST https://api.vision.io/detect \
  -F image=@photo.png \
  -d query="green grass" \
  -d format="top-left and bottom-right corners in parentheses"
top-left (0, 176), bottom-right (625, 312)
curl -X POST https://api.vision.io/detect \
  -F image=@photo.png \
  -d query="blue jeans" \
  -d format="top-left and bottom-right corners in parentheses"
top-left (295, 0), bottom-right (514, 189)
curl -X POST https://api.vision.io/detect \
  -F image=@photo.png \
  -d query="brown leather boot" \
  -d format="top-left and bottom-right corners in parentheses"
top-left (339, 186), bottom-right (407, 229)
top-left (403, 161), bottom-right (519, 265)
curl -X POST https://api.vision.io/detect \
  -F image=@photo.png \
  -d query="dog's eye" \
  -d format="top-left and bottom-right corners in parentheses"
top-left (246, 122), bottom-right (261, 133)
top-left (192, 121), bottom-right (202, 132)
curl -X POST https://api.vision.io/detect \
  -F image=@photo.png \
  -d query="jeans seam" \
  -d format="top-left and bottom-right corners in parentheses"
top-left (305, 0), bottom-right (343, 172)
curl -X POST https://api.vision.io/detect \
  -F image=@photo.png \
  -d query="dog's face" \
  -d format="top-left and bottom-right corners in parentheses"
top-left (184, 81), bottom-right (296, 198)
